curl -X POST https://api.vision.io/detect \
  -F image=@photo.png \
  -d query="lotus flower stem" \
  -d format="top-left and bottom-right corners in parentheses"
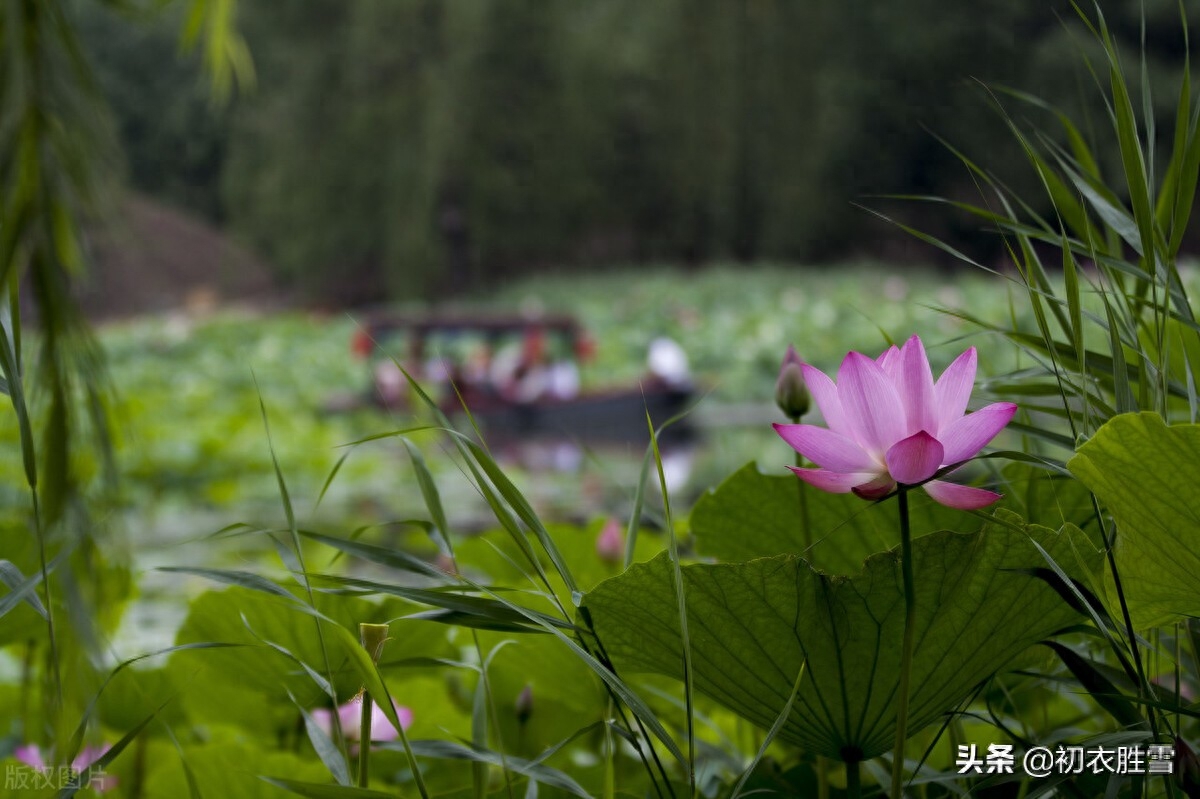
top-left (789, 415), bottom-right (825, 799)
top-left (779, 345), bottom-right (814, 550)
top-left (356, 622), bottom-right (390, 789)
top-left (890, 488), bottom-right (916, 799)
top-left (358, 691), bottom-right (373, 788)
top-left (770, 336), bottom-right (1016, 798)
top-left (846, 757), bottom-right (862, 799)
top-left (816, 753), bottom-right (830, 799)
top-left (793, 439), bottom-right (821, 798)
top-left (791, 443), bottom-right (813, 552)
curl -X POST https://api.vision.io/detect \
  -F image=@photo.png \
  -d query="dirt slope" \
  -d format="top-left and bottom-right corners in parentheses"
top-left (77, 193), bottom-right (283, 320)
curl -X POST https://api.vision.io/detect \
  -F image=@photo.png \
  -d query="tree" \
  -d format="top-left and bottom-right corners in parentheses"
top-left (0, 0), bottom-right (248, 745)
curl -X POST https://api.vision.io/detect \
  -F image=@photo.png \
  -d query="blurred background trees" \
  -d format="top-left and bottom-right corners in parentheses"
top-left (73, 0), bottom-right (1200, 303)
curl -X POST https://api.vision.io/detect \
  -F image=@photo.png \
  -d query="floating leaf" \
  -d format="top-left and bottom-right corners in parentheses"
top-left (583, 514), bottom-right (1096, 761)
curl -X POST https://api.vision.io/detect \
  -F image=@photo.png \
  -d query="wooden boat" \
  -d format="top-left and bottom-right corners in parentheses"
top-left (346, 311), bottom-right (696, 444)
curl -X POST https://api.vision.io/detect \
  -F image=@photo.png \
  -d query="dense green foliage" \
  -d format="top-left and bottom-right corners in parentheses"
top-left (77, 0), bottom-right (1200, 299)
top-left (76, 3), bottom-right (231, 220)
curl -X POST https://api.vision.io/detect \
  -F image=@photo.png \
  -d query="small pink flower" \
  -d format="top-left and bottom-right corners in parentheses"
top-left (773, 335), bottom-right (1016, 510)
top-left (312, 698), bottom-right (413, 742)
top-left (595, 517), bottom-right (624, 563)
top-left (14, 743), bottom-right (118, 792)
top-left (13, 744), bottom-right (44, 770)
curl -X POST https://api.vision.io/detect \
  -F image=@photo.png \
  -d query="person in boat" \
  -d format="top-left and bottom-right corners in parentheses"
top-left (544, 336), bottom-right (581, 401)
top-left (490, 326), bottom-right (581, 404)
top-left (646, 336), bottom-right (692, 391)
top-left (373, 359), bottom-right (405, 406)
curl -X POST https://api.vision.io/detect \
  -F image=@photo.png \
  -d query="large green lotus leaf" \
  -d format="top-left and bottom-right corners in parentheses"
top-left (478, 630), bottom-right (606, 757)
top-left (690, 462), bottom-right (981, 573)
top-left (455, 517), bottom-right (665, 595)
top-left (1068, 412), bottom-right (1200, 628)
top-left (97, 665), bottom-right (189, 733)
top-left (582, 515), bottom-right (1095, 761)
top-left (170, 586), bottom-right (454, 711)
top-left (140, 738), bottom-right (331, 799)
top-left (997, 462), bottom-right (1098, 531)
top-left (390, 672), bottom-right (472, 742)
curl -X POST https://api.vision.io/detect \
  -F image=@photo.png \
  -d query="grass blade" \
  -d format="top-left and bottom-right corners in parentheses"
top-left (728, 661), bottom-right (807, 799)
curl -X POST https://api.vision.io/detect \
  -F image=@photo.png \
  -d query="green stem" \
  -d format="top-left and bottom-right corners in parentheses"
top-left (31, 491), bottom-right (62, 714)
top-left (358, 692), bottom-right (373, 788)
top-left (789, 412), bottom-right (812, 552)
top-left (20, 640), bottom-right (33, 734)
top-left (891, 488), bottom-right (916, 799)
top-left (473, 629), bottom-right (517, 799)
top-left (846, 757), bottom-right (862, 799)
top-left (1104, 539), bottom-right (1158, 737)
top-left (794, 454), bottom-right (812, 552)
top-left (816, 755), bottom-right (830, 799)
top-left (130, 733), bottom-right (147, 799)
top-left (791, 413), bottom-right (822, 798)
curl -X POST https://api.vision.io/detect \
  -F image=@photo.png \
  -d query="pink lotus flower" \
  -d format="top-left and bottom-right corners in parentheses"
top-left (14, 744), bottom-right (118, 792)
top-left (773, 336), bottom-right (1015, 510)
top-left (595, 517), bottom-right (624, 563)
top-left (312, 697), bottom-right (413, 743)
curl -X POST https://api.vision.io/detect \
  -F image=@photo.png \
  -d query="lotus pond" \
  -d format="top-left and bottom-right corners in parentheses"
top-left (3, 251), bottom-right (1196, 798)
top-left (8, 11), bottom-right (1200, 795)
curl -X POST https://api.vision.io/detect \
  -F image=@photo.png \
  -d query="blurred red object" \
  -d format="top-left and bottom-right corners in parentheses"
top-left (351, 328), bottom-right (374, 358)
top-left (574, 333), bottom-right (596, 363)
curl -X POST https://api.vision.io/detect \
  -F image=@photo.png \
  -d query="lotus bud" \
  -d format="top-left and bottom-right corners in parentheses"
top-left (596, 517), bottom-right (624, 564)
top-left (360, 623), bottom-right (390, 664)
top-left (775, 344), bottom-right (809, 421)
top-left (515, 683), bottom-right (534, 725)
